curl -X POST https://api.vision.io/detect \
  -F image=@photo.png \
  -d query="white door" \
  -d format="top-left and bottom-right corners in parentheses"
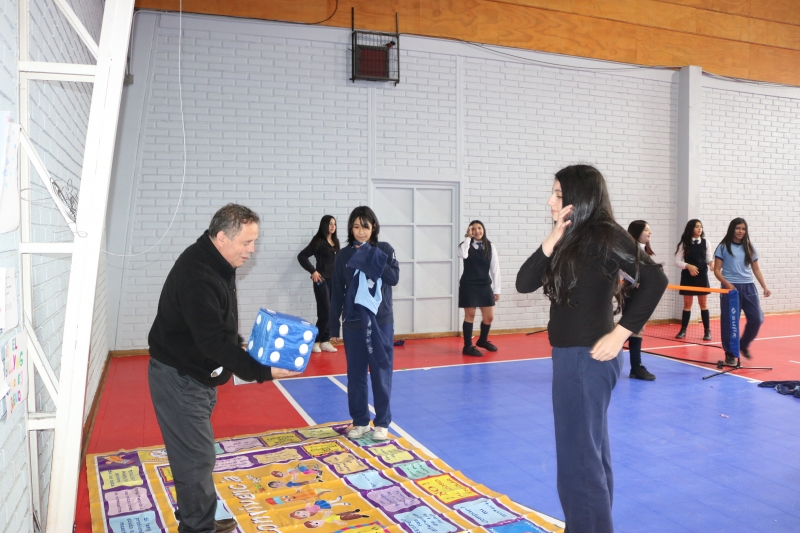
top-left (372, 181), bottom-right (458, 334)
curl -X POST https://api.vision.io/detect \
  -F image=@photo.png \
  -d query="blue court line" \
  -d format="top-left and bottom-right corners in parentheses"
top-left (279, 354), bottom-right (800, 533)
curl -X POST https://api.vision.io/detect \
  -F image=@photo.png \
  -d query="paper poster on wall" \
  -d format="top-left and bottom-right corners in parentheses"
top-left (2, 333), bottom-right (27, 415)
top-left (0, 268), bottom-right (19, 334)
top-left (0, 112), bottom-right (21, 234)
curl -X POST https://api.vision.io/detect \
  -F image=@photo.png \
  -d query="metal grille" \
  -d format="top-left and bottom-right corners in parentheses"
top-left (351, 30), bottom-right (399, 84)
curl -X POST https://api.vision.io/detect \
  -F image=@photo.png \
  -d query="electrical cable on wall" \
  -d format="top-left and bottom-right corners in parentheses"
top-left (464, 41), bottom-right (681, 73)
top-left (105, 0), bottom-right (188, 259)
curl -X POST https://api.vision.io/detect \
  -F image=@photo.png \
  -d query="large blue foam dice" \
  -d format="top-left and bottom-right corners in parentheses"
top-left (246, 308), bottom-right (318, 372)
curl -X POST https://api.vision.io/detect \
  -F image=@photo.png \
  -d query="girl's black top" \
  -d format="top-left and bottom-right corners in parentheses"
top-left (515, 228), bottom-right (668, 348)
top-left (297, 239), bottom-right (338, 280)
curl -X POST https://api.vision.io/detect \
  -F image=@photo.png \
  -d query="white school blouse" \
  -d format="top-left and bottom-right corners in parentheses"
top-left (674, 239), bottom-right (715, 269)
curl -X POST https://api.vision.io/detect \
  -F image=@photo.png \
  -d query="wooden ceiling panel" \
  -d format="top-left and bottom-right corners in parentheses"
top-left (497, 4), bottom-right (638, 63)
top-left (417, 0), bottom-right (499, 44)
top-left (750, 0), bottom-right (800, 26)
top-left (696, 9), bottom-right (751, 41)
top-left (749, 43), bottom-right (800, 85)
top-left (635, 0), bottom-right (697, 32)
top-left (749, 17), bottom-right (800, 50)
top-left (132, 0), bottom-right (800, 86)
top-left (636, 25), bottom-right (751, 77)
top-left (655, 0), bottom-right (750, 16)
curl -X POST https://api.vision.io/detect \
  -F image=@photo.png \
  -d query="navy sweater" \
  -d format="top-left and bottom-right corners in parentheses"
top-left (516, 228), bottom-right (668, 348)
top-left (148, 232), bottom-right (273, 386)
top-left (329, 242), bottom-right (400, 337)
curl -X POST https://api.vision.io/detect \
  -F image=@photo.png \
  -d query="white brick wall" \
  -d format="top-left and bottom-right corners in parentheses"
top-left (109, 13), bottom-right (800, 351)
top-left (0, 0), bottom-right (16, 116)
top-left (0, 0), bottom-right (105, 530)
top-left (113, 16), bottom-right (368, 348)
top-left (108, 15), bottom-right (679, 348)
top-left (463, 59), bottom-right (677, 329)
top-left (701, 87), bottom-right (800, 312)
top-left (1, 0), bottom-right (32, 529)
top-left (376, 51), bottom-right (458, 174)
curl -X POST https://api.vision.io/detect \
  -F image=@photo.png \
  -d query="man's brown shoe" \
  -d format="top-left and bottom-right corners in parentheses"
top-left (216, 519), bottom-right (238, 533)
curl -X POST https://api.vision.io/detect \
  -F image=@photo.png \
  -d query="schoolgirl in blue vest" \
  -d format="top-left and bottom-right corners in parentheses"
top-left (458, 220), bottom-right (501, 356)
top-left (713, 218), bottom-right (771, 365)
top-left (329, 206), bottom-right (400, 442)
top-left (625, 220), bottom-right (657, 381)
top-left (674, 219), bottom-right (715, 340)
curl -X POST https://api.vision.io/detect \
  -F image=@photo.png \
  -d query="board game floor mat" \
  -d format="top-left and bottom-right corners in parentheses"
top-left (86, 421), bottom-right (564, 533)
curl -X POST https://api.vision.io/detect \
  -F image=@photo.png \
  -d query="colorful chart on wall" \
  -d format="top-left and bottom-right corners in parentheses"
top-left (86, 421), bottom-right (563, 533)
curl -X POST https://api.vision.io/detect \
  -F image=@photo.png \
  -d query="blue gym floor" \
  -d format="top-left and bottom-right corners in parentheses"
top-left (279, 353), bottom-right (800, 533)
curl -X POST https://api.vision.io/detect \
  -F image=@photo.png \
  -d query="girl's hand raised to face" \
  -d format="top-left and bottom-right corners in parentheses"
top-left (542, 205), bottom-right (574, 256)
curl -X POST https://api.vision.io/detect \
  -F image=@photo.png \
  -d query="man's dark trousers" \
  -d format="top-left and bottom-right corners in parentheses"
top-left (149, 358), bottom-right (218, 533)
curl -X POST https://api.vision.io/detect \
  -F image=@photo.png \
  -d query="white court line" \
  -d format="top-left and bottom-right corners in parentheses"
top-left (790, 361), bottom-right (800, 365)
top-left (278, 356), bottom-right (553, 382)
top-left (643, 332), bottom-right (800, 383)
top-left (326, 376), bottom-right (439, 460)
top-left (644, 332), bottom-right (800, 351)
top-left (324, 375), bottom-right (566, 528)
top-left (272, 380), bottom-right (316, 426)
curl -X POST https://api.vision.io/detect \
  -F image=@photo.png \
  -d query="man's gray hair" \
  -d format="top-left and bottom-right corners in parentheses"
top-left (208, 204), bottom-right (260, 239)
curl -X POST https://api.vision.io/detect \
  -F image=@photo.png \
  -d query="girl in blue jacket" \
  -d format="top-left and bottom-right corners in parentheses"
top-left (329, 206), bottom-right (400, 441)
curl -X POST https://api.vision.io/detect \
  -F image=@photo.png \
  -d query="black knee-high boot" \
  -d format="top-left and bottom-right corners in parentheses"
top-left (676, 310), bottom-right (691, 338)
top-left (628, 337), bottom-right (655, 380)
top-left (475, 322), bottom-right (498, 351)
top-left (701, 309), bottom-right (711, 340)
top-left (478, 322), bottom-right (491, 344)
top-left (628, 337), bottom-right (642, 368)
top-left (463, 321), bottom-right (474, 347)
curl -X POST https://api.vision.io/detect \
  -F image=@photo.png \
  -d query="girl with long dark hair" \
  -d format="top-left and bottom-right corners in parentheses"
top-left (458, 220), bottom-right (501, 356)
top-left (625, 220), bottom-right (656, 381)
top-left (298, 215), bottom-right (340, 352)
top-left (329, 206), bottom-right (400, 442)
top-left (713, 218), bottom-right (771, 364)
top-left (516, 165), bottom-right (667, 532)
top-left (674, 219), bottom-right (714, 340)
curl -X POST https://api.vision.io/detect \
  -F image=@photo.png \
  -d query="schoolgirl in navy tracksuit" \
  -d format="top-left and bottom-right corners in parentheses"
top-left (329, 206), bottom-right (399, 442)
top-left (713, 217), bottom-right (771, 364)
top-left (516, 165), bottom-right (667, 533)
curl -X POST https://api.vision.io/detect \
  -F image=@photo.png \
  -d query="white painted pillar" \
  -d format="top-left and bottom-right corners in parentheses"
top-left (676, 65), bottom-right (703, 241)
top-left (45, 1), bottom-right (135, 530)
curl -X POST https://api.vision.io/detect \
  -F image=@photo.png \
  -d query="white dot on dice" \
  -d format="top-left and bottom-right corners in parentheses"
top-left (279, 324), bottom-right (289, 336)
top-left (258, 347), bottom-right (264, 357)
top-left (248, 340), bottom-right (253, 350)
top-left (270, 352), bottom-right (280, 363)
top-left (256, 314), bottom-right (262, 325)
top-left (267, 320), bottom-right (272, 331)
top-left (299, 344), bottom-right (308, 355)
top-left (303, 330), bottom-right (313, 342)
top-left (275, 338), bottom-right (284, 349)
top-left (294, 357), bottom-right (304, 368)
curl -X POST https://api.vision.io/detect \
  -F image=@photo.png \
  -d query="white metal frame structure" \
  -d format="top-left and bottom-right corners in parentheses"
top-left (17, 0), bottom-right (135, 530)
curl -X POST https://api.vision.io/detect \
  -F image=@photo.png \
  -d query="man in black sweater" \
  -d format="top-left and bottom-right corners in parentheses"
top-left (148, 204), bottom-right (300, 533)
